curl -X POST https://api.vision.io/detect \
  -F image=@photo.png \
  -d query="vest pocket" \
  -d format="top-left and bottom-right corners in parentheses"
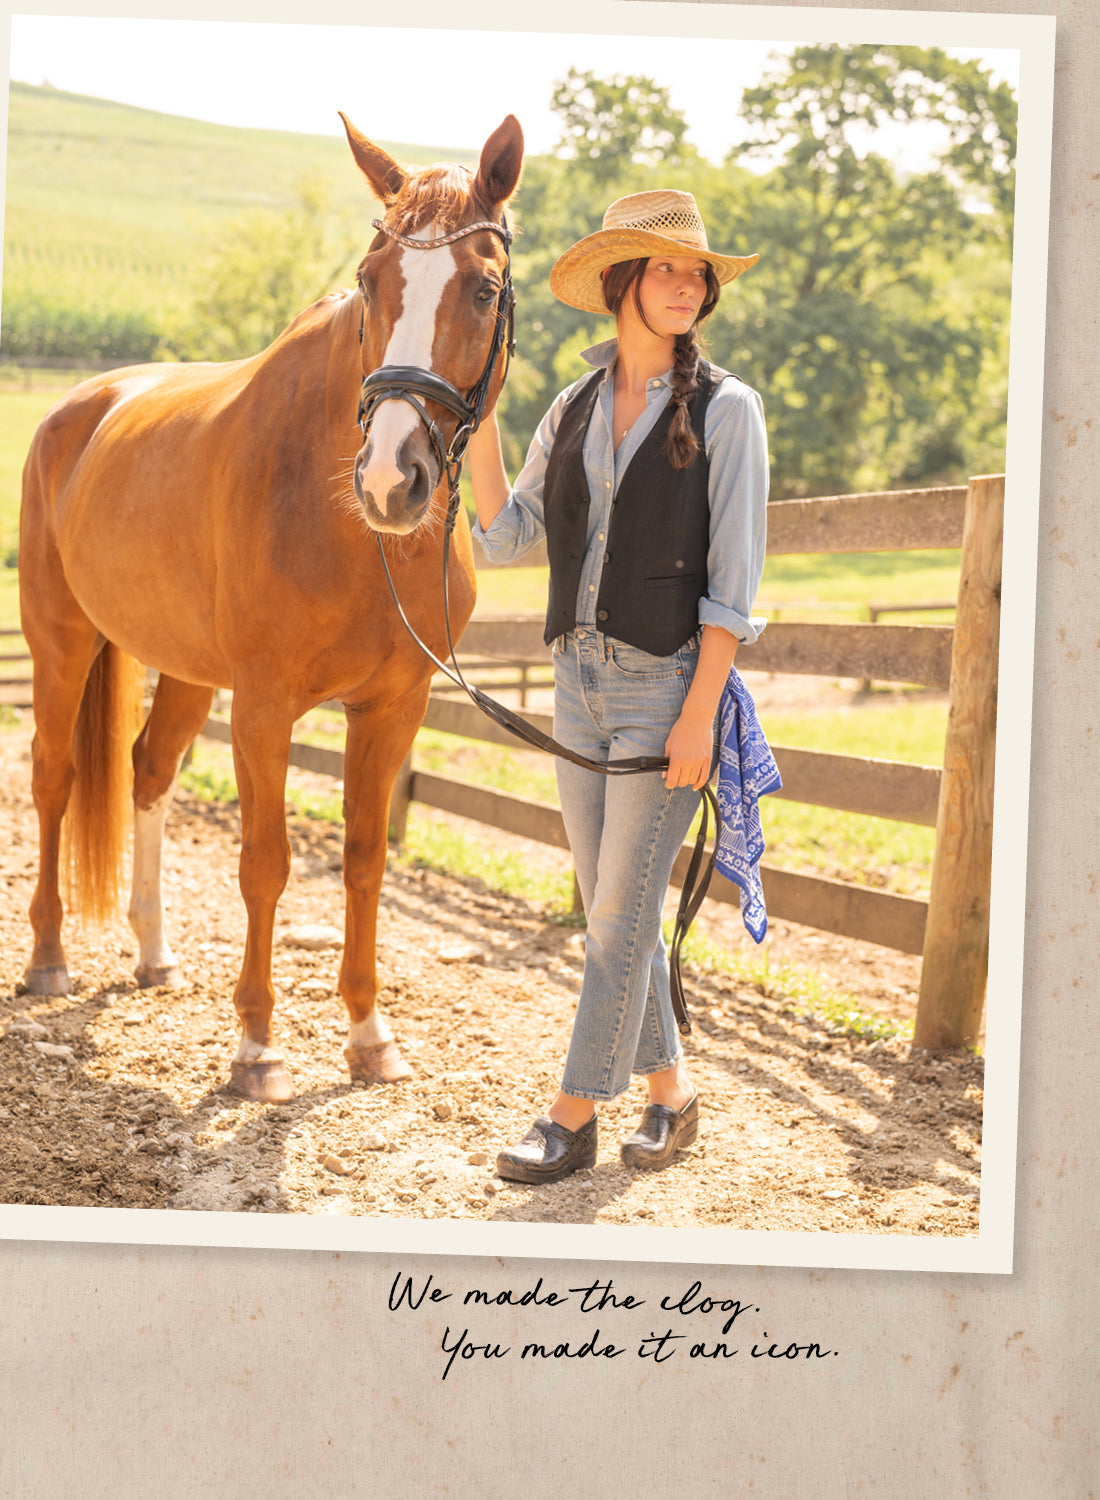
top-left (644, 573), bottom-right (704, 589)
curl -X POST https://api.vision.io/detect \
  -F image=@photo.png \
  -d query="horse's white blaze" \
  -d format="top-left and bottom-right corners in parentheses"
top-left (348, 1011), bottom-right (394, 1048)
top-left (128, 793), bottom-right (178, 973)
top-left (359, 231), bottom-right (457, 514)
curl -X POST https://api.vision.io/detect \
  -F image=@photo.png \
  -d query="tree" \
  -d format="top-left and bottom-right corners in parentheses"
top-left (698, 45), bottom-right (1017, 495)
top-left (741, 45), bottom-right (1016, 235)
top-left (170, 174), bottom-right (359, 361)
top-left (551, 68), bottom-right (697, 185)
top-left (497, 54), bottom-right (1015, 497)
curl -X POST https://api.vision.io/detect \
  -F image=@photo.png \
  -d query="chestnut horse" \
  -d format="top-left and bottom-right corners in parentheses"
top-left (18, 114), bottom-right (524, 1104)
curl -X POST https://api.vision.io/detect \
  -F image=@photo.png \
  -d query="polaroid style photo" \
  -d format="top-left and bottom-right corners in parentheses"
top-left (0, 0), bottom-right (1054, 1272)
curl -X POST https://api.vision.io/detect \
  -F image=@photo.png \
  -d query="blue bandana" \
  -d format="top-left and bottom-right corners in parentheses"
top-left (714, 668), bottom-right (782, 942)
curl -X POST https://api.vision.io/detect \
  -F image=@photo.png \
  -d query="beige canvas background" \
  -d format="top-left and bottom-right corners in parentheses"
top-left (0, 0), bottom-right (1094, 1493)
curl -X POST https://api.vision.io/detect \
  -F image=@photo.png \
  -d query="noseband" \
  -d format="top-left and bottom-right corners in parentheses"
top-left (355, 215), bottom-right (516, 523)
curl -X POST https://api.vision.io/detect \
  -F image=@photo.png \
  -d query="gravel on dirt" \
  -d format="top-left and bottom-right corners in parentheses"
top-left (0, 717), bottom-right (981, 1236)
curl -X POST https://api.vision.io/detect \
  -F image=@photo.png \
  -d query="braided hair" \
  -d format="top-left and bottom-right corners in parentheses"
top-left (601, 257), bottom-right (721, 470)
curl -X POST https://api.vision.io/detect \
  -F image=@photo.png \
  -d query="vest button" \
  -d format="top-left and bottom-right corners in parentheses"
top-left (603, 552), bottom-right (610, 564)
top-left (597, 609), bottom-right (609, 622)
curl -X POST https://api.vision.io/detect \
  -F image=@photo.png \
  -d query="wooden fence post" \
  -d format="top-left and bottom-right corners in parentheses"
top-left (914, 474), bottom-right (1005, 1049)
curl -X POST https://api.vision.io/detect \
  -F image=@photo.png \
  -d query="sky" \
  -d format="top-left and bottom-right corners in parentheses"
top-left (7, 15), bottom-right (1020, 168)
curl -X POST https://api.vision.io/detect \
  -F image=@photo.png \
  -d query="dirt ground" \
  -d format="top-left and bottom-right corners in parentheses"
top-left (0, 708), bottom-right (981, 1236)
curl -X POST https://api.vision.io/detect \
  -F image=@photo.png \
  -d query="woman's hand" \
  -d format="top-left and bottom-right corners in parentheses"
top-left (663, 705), bottom-right (715, 790)
top-left (661, 625), bottom-right (739, 790)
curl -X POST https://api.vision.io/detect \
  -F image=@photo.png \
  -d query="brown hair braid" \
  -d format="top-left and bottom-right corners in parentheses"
top-left (600, 257), bottom-right (721, 470)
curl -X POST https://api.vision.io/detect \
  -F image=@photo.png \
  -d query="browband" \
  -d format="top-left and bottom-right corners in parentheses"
top-left (370, 217), bottom-right (513, 250)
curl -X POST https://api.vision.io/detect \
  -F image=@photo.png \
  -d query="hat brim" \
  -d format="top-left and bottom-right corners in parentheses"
top-left (549, 227), bottom-right (759, 315)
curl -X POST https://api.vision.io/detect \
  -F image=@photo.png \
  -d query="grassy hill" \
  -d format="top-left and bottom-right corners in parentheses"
top-left (2, 80), bottom-right (481, 341)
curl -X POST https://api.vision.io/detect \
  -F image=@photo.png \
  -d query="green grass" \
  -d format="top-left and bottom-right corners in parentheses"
top-left (668, 923), bottom-right (912, 1041)
top-left (286, 786), bottom-right (345, 823)
top-left (760, 549), bottom-right (960, 617)
top-left (761, 802), bottom-right (936, 895)
top-left (762, 703), bottom-right (948, 762)
top-left (414, 727), bottom-right (560, 803)
top-left (471, 566), bottom-right (551, 618)
top-left (400, 813), bottom-right (576, 915)
top-left (178, 756), bottom-right (239, 806)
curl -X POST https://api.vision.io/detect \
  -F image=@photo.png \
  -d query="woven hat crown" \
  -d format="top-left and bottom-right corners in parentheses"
top-left (602, 191), bottom-right (710, 249)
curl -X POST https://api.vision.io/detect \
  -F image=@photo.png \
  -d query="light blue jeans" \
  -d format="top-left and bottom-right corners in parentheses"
top-left (552, 628), bottom-right (704, 1101)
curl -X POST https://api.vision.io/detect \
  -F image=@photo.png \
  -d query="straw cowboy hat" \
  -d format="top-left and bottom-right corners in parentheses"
top-left (549, 189), bottom-right (760, 315)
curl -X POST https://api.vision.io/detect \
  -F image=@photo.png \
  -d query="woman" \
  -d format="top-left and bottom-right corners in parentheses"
top-left (467, 189), bottom-right (768, 1183)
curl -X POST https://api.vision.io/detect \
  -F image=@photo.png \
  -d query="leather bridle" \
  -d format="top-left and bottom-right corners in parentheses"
top-left (355, 215), bottom-right (515, 530)
top-left (355, 212), bottom-right (717, 1036)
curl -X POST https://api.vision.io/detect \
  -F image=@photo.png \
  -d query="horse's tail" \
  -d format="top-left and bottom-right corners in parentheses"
top-left (62, 643), bottom-right (145, 923)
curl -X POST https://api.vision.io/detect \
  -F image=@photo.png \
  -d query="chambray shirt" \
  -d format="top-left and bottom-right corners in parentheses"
top-left (472, 339), bottom-right (769, 644)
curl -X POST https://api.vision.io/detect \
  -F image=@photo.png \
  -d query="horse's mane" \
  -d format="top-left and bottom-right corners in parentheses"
top-left (387, 164), bottom-right (495, 235)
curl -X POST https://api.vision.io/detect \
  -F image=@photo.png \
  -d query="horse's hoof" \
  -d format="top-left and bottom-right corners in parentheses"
top-left (134, 963), bottom-right (184, 990)
top-left (24, 965), bottom-right (72, 997)
top-left (344, 1040), bottom-right (413, 1084)
top-left (228, 1058), bottom-right (296, 1103)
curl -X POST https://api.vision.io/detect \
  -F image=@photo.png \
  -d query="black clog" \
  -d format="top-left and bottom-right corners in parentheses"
top-left (620, 1092), bottom-right (699, 1170)
top-left (496, 1114), bottom-right (598, 1185)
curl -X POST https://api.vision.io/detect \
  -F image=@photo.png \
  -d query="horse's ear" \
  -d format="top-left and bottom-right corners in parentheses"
top-left (473, 115), bottom-right (524, 209)
top-left (339, 113), bottom-right (407, 204)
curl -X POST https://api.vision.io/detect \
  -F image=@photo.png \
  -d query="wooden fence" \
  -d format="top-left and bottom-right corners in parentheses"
top-left (198, 475), bottom-right (1003, 1048)
top-left (5, 477), bottom-right (1000, 1048)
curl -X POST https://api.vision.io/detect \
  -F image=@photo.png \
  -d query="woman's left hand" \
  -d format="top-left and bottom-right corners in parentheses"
top-left (663, 707), bottom-right (714, 791)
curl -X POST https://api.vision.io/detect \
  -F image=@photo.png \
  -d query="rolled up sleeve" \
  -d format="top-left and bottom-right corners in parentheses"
top-left (699, 380), bottom-right (770, 644)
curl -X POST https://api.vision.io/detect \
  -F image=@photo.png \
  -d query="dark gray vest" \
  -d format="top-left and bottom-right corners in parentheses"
top-left (542, 361), bottom-right (729, 656)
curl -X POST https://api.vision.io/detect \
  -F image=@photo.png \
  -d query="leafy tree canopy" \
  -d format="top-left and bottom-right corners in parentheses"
top-left (551, 68), bottom-right (697, 184)
top-left (740, 45), bottom-right (1016, 234)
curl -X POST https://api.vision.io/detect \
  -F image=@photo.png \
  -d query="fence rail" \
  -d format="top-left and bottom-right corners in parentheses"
top-left (9, 473), bottom-right (998, 1046)
top-left (200, 708), bottom-right (933, 957)
top-left (0, 355), bottom-right (142, 376)
top-left (472, 483), bottom-right (968, 568)
top-left (191, 474), bottom-right (1001, 1045)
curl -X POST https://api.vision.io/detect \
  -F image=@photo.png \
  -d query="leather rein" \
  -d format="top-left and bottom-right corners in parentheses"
top-left (355, 213), bottom-right (718, 1035)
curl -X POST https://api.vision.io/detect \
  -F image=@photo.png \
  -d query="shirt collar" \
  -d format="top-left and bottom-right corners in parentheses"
top-left (580, 338), bottom-right (673, 388)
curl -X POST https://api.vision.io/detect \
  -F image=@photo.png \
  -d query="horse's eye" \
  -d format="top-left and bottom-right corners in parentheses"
top-left (477, 280), bottom-right (499, 305)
